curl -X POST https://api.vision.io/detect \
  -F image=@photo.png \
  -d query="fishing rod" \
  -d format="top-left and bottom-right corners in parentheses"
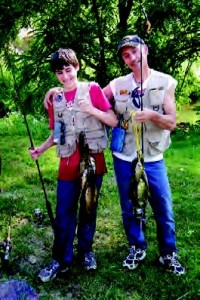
top-left (141, 3), bottom-right (151, 34)
top-left (139, 0), bottom-right (151, 154)
top-left (5, 50), bottom-right (55, 230)
top-left (130, 1), bottom-right (152, 230)
top-left (138, 1), bottom-right (151, 229)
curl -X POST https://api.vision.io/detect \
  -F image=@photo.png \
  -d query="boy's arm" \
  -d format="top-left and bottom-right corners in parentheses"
top-left (29, 133), bottom-right (55, 160)
top-left (79, 83), bottom-right (117, 127)
top-left (79, 99), bottom-right (117, 127)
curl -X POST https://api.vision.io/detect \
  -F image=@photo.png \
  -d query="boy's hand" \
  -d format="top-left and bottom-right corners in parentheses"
top-left (78, 96), bottom-right (94, 114)
top-left (44, 87), bottom-right (63, 109)
top-left (29, 147), bottom-right (43, 160)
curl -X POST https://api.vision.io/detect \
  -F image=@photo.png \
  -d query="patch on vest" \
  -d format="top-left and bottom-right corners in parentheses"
top-left (153, 105), bottom-right (160, 111)
top-left (120, 89), bottom-right (129, 95)
top-left (55, 94), bottom-right (62, 102)
top-left (150, 141), bottom-right (160, 147)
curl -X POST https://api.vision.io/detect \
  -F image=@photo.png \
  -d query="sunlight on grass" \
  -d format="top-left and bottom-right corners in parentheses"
top-left (177, 103), bottom-right (200, 124)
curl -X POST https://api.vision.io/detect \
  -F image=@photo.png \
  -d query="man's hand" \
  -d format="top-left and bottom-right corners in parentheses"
top-left (134, 108), bottom-right (154, 123)
top-left (44, 87), bottom-right (63, 109)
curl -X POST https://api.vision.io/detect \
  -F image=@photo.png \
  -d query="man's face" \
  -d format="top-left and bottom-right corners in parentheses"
top-left (121, 45), bottom-right (148, 71)
top-left (55, 65), bottom-right (79, 91)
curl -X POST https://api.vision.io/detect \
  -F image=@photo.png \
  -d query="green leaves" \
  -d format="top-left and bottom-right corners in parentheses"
top-left (0, 0), bottom-right (199, 115)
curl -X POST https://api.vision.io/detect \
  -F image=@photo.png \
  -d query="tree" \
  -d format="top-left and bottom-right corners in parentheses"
top-left (0, 0), bottom-right (199, 114)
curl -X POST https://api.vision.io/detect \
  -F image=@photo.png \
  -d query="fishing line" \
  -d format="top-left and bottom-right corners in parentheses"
top-left (4, 49), bottom-right (55, 230)
top-left (138, 1), bottom-right (151, 155)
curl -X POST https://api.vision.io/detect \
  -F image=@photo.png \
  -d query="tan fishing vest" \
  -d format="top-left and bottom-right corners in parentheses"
top-left (113, 70), bottom-right (172, 159)
top-left (53, 82), bottom-right (108, 157)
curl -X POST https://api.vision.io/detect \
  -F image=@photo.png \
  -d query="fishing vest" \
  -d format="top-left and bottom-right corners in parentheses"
top-left (113, 70), bottom-right (172, 160)
top-left (53, 82), bottom-right (108, 157)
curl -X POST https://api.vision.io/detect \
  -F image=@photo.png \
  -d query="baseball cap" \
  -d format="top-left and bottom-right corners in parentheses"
top-left (117, 35), bottom-right (145, 54)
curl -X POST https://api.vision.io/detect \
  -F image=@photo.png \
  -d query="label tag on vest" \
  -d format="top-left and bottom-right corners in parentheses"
top-left (110, 127), bottom-right (126, 153)
top-left (54, 121), bottom-right (66, 145)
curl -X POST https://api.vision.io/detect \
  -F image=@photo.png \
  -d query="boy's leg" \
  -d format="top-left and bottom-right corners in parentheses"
top-left (77, 175), bottom-right (103, 268)
top-left (53, 179), bottom-right (80, 265)
top-left (38, 179), bottom-right (80, 282)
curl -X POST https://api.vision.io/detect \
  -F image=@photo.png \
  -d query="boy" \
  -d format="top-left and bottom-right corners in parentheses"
top-left (44, 37), bottom-right (185, 275)
top-left (30, 48), bottom-right (117, 282)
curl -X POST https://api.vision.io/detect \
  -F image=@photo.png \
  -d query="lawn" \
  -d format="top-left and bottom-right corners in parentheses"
top-left (177, 103), bottom-right (200, 124)
top-left (0, 112), bottom-right (200, 299)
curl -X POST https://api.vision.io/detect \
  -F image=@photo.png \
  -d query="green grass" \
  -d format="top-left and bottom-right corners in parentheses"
top-left (177, 103), bottom-right (200, 124)
top-left (0, 112), bottom-right (200, 299)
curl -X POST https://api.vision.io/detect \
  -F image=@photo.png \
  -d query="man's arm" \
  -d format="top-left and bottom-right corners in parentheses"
top-left (103, 85), bottom-right (114, 102)
top-left (43, 85), bottom-right (114, 109)
top-left (44, 87), bottom-right (63, 109)
top-left (135, 85), bottom-right (176, 131)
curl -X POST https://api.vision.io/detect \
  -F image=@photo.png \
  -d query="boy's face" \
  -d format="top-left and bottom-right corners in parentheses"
top-left (55, 64), bottom-right (79, 91)
top-left (121, 45), bottom-right (148, 72)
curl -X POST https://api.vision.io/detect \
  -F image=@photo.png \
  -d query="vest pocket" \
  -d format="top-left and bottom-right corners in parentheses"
top-left (149, 88), bottom-right (165, 106)
top-left (146, 130), bottom-right (171, 156)
top-left (57, 136), bottom-right (76, 157)
top-left (88, 139), bottom-right (107, 152)
top-left (115, 97), bottom-right (129, 114)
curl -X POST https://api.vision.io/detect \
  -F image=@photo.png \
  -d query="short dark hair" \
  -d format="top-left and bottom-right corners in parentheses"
top-left (50, 48), bottom-right (79, 72)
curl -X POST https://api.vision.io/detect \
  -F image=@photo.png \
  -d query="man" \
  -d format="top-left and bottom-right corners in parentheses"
top-left (103, 35), bottom-right (185, 275)
top-left (44, 37), bottom-right (185, 275)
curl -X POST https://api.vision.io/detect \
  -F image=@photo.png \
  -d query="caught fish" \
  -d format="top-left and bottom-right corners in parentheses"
top-left (79, 131), bottom-right (97, 214)
top-left (129, 156), bottom-right (149, 227)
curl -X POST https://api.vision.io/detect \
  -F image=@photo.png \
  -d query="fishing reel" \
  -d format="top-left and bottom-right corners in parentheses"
top-left (0, 239), bottom-right (12, 261)
top-left (134, 206), bottom-right (147, 230)
top-left (134, 207), bottom-right (144, 220)
top-left (0, 236), bottom-right (14, 276)
top-left (33, 208), bottom-right (45, 226)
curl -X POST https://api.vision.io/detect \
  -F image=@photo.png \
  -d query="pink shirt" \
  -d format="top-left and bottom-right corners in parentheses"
top-left (47, 82), bottom-right (110, 180)
top-left (48, 82), bottom-right (111, 129)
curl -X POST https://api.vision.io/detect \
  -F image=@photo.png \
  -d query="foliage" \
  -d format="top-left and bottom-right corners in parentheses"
top-left (143, 0), bottom-right (199, 71)
top-left (0, 0), bottom-right (199, 115)
top-left (0, 111), bottom-right (49, 139)
top-left (175, 58), bottom-right (200, 109)
top-left (0, 113), bottom-right (200, 299)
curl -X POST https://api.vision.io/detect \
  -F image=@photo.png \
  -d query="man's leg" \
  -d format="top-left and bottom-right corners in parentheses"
top-left (145, 160), bottom-right (177, 255)
top-left (145, 160), bottom-right (185, 275)
top-left (113, 156), bottom-right (147, 270)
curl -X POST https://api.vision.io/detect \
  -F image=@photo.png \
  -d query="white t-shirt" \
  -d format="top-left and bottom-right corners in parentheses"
top-left (109, 69), bottom-right (177, 162)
